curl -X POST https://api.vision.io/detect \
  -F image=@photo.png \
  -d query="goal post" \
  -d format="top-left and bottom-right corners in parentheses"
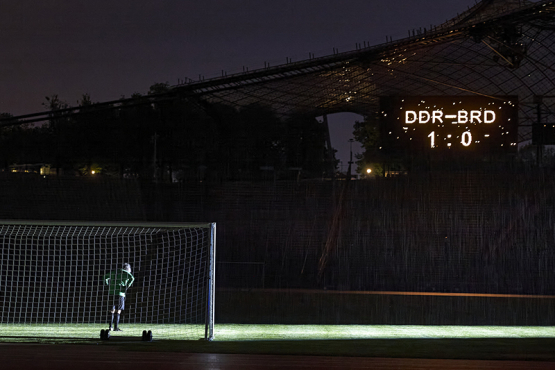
top-left (205, 222), bottom-right (216, 341)
top-left (0, 220), bottom-right (216, 341)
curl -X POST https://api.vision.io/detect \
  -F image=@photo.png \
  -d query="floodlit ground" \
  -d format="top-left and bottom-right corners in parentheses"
top-left (0, 324), bottom-right (204, 343)
top-left (216, 324), bottom-right (555, 340)
top-left (1, 324), bottom-right (554, 343)
top-left (2, 324), bottom-right (555, 360)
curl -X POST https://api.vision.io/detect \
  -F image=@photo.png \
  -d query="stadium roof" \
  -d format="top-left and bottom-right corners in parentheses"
top-left (4, 0), bottom-right (555, 144)
top-left (169, 0), bottom-right (555, 143)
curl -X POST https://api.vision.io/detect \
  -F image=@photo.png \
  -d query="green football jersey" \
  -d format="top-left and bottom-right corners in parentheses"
top-left (104, 269), bottom-right (135, 297)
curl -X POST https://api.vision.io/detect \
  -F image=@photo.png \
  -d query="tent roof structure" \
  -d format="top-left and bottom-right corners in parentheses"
top-left (168, 0), bottom-right (555, 143)
top-left (3, 0), bottom-right (555, 145)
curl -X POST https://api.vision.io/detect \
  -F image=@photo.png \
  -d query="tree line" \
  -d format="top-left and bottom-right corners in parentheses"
top-left (0, 83), bottom-right (335, 182)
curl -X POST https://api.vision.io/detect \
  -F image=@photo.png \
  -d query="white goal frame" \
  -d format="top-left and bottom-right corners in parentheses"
top-left (0, 220), bottom-right (216, 341)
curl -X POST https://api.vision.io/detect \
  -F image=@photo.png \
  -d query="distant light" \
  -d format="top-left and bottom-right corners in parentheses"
top-left (91, 171), bottom-right (96, 175)
top-left (366, 169), bottom-right (372, 174)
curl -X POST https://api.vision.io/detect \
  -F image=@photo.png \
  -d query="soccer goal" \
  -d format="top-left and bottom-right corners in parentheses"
top-left (0, 220), bottom-right (216, 342)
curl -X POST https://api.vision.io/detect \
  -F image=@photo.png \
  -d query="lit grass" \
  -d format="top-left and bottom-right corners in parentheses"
top-left (1, 323), bottom-right (554, 342)
top-left (215, 324), bottom-right (555, 340)
top-left (0, 323), bottom-right (205, 343)
top-left (1, 324), bottom-right (555, 359)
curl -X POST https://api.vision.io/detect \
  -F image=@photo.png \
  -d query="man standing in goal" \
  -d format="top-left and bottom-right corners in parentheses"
top-left (104, 263), bottom-right (135, 331)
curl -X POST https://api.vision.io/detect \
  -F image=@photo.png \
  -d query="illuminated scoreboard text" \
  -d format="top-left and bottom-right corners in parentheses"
top-left (380, 96), bottom-right (519, 154)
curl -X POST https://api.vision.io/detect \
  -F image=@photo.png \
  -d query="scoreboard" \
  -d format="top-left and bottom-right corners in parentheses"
top-left (380, 96), bottom-right (519, 155)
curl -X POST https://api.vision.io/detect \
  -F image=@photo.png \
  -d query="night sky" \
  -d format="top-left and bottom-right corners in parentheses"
top-left (1, 0), bottom-right (478, 165)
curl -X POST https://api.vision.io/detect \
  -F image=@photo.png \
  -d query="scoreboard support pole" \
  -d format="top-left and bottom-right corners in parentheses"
top-left (535, 96), bottom-right (543, 166)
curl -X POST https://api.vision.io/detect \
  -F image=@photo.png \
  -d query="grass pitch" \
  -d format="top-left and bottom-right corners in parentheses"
top-left (217, 324), bottom-right (555, 340)
top-left (1, 324), bottom-right (554, 360)
top-left (1, 324), bottom-right (555, 342)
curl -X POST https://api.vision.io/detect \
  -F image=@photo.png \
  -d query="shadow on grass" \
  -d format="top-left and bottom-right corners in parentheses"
top-left (0, 336), bottom-right (99, 344)
top-left (0, 334), bottom-right (150, 344)
top-left (115, 338), bottom-right (555, 361)
top-left (3, 335), bottom-right (554, 361)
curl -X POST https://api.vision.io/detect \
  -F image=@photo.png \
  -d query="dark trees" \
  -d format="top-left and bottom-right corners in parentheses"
top-left (1, 85), bottom-right (336, 181)
top-left (285, 114), bottom-right (333, 178)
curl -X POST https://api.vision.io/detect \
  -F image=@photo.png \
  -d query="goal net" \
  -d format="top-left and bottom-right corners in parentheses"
top-left (0, 221), bottom-right (216, 341)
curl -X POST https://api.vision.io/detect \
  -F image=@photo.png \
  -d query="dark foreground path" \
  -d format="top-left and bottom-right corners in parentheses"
top-left (1, 344), bottom-right (554, 370)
